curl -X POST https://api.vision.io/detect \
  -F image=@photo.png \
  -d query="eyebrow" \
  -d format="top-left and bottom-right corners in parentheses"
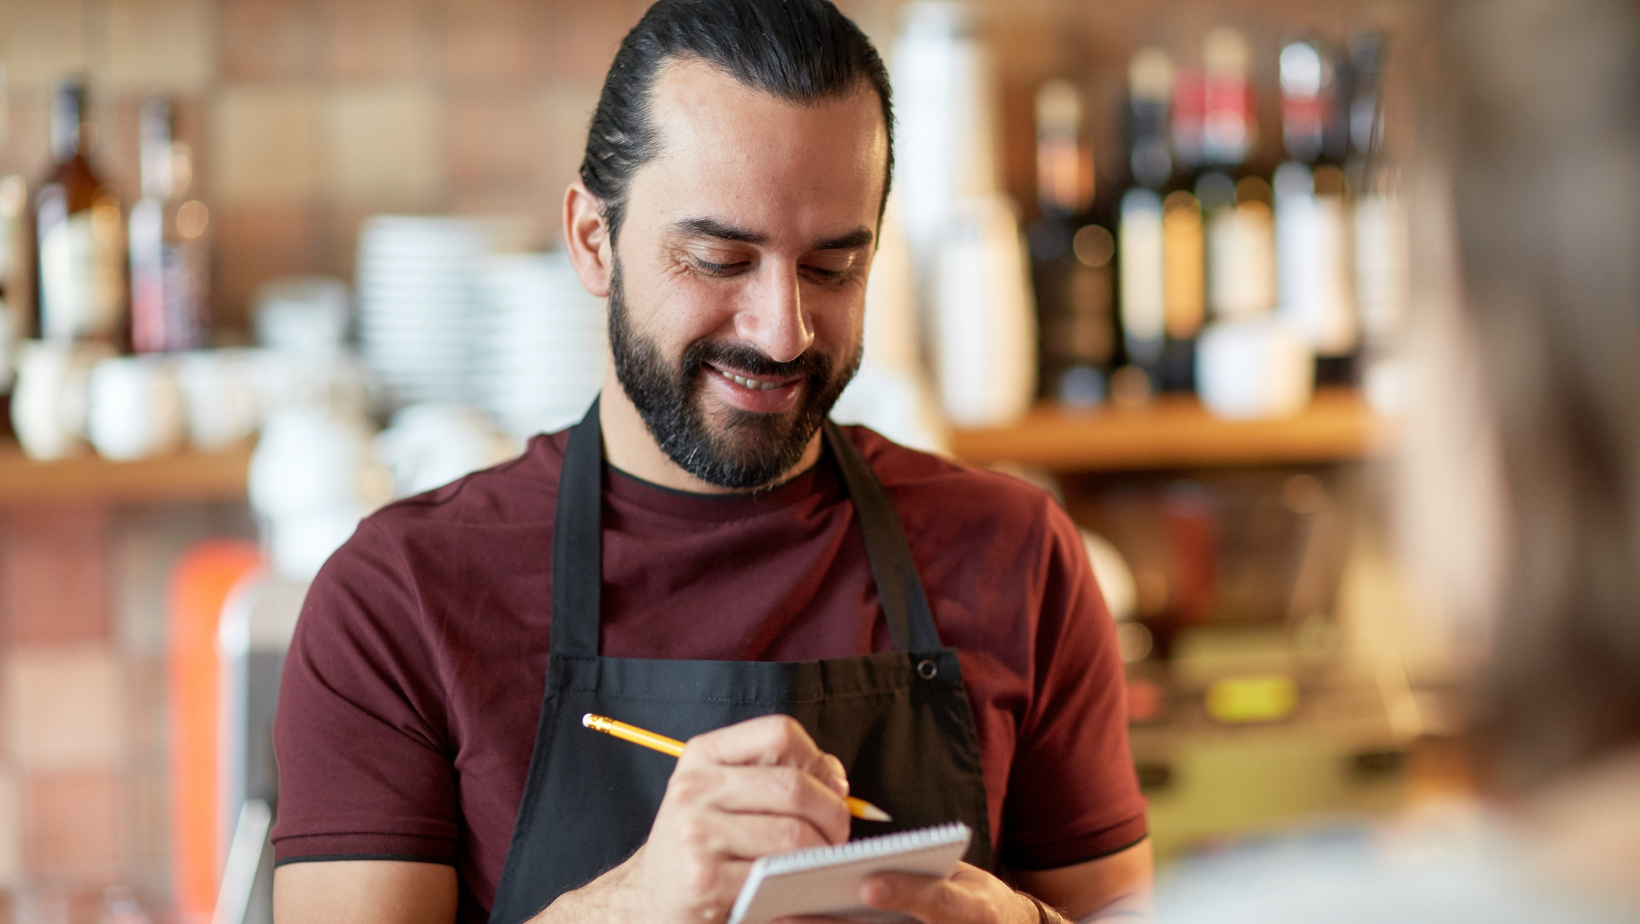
top-left (673, 217), bottom-right (874, 252)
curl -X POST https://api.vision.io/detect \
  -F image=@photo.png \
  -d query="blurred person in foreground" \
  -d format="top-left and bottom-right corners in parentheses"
top-left (1158, 0), bottom-right (1640, 921)
top-left (271, 1), bottom-right (1150, 923)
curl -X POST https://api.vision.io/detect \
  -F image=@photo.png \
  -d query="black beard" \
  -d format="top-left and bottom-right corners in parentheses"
top-left (607, 258), bottom-right (861, 490)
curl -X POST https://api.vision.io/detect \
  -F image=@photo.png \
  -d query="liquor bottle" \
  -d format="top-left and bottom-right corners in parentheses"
top-left (1157, 27), bottom-right (1256, 392)
top-left (1159, 187), bottom-right (1203, 391)
top-left (1276, 41), bottom-right (1358, 385)
top-left (129, 98), bottom-right (209, 353)
top-left (1346, 31), bottom-right (1406, 412)
top-left (1201, 27), bottom-right (1255, 170)
top-left (33, 78), bottom-right (125, 346)
top-left (1117, 47), bottom-right (1173, 401)
top-left (1028, 79), bottom-right (1115, 407)
top-left (1278, 38), bottom-right (1333, 165)
top-left (0, 176), bottom-right (26, 403)
top-left (1203, 175), bottom-right (1275, 321)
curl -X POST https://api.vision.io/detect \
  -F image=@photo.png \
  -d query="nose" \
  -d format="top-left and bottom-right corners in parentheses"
top-left (732, 261), bottom-right (813, 364)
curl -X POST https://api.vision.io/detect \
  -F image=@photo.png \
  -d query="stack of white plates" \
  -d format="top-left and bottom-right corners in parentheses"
top-left (474, 251), bottom-right (607, 439)
top-left (356, 216), bottom-right (533, 408)
top-left (356, 216), bottom-right (485, 406)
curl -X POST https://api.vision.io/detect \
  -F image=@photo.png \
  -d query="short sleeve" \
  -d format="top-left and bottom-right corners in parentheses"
top-left (271, 519), bottom-right (461, 866)
top-left (1000, 505), bottom-right (1148, 869)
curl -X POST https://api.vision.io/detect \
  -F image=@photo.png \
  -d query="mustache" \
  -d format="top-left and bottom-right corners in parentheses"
top-left (684, 339), bottom-right (831, 380)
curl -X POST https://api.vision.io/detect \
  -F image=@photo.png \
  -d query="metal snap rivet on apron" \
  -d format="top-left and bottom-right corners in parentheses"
top-left (917, 659), bottom-right (938, 680)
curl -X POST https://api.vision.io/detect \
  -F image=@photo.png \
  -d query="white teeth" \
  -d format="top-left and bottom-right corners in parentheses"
top-left (718, 368), bottom-right (780, 391)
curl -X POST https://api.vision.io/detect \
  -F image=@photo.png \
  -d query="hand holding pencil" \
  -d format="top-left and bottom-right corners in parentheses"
top-left (583, 713), bottom-right (892, 821)
top-left (558, 713), bottom-right (874, 924)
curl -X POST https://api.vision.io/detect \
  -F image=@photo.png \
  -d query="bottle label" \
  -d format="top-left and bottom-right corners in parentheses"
top-left (40, 200), bottom-right (123, 343)
top-left (40, 211), bottom-right (97, 341)
top-left (1119, 189), bottom-right (1166, 362)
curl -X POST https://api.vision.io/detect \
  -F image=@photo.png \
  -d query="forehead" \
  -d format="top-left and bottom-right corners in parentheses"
top-left (625, 57), bottom-right (888, 240)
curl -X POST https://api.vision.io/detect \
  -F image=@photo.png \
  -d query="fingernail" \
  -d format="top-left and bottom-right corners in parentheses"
top-left (826, 755), bottom-right (849, 795)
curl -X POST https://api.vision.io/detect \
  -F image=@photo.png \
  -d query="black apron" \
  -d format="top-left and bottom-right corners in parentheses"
top-left (487, 399), bottom-right (994, 924)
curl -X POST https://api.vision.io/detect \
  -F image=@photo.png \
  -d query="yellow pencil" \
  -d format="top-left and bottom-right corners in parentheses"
top-left (581, 713), bottom-right (892, 822)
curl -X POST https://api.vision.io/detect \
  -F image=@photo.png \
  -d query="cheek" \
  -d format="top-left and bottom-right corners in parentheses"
top-left (806, 287), bottom-right (867, 357)
top-left (626, 257), bottom-right (743, 346)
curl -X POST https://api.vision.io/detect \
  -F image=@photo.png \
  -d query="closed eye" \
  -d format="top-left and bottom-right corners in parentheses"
top-left (690, 256), bottom-right (749, 277)
top-left (802, 265), bottom-right (845, 282)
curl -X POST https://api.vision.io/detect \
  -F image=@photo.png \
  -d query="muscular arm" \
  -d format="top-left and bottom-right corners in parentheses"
top-left (274, 861), bottom-right (458, 924)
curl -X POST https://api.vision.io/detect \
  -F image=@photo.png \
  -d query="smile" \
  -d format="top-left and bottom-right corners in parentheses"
top-left (708, 364), bottom-right (792, 392)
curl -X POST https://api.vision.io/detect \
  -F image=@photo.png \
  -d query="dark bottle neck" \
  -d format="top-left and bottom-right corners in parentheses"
top-left (50, 84), bottom-right (89, 164)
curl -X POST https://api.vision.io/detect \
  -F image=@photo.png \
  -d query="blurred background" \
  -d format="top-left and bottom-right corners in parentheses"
top-left (0, 0), bottom-right (1463, 921)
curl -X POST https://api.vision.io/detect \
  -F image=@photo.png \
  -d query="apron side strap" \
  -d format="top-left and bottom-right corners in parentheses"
top-left (551, 396), bottom-right (605, 657)
top-left (823, 421), bottom-right (944, 652)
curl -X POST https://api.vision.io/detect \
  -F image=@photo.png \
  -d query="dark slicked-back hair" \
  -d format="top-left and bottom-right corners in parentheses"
top-left (580, 0), bottom-right (894, 242)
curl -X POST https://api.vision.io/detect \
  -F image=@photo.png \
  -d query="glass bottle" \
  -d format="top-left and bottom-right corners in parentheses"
top-left (1028, 79), bottom-right (1116, 408)
top-left (129, 98), bottom-right (209, 353)
top-left (33, 78), bottom-right (125, 347)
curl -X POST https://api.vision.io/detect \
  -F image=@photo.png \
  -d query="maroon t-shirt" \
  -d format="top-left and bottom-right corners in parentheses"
top-left (272, 425), bottom-right (1146, 921)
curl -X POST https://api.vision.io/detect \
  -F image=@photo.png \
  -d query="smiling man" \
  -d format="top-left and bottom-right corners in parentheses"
top-left (270, 2), bottom-right (1149, 924)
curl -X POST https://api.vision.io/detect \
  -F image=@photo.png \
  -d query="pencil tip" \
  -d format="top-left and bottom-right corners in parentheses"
top-left (582, 713), bottom-right (595, 728)
top-left (862, 804), bottom-right (892, 822)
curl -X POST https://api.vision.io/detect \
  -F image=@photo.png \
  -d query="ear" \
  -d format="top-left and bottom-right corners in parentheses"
top-left (563, 180), bottom-right (613, 298)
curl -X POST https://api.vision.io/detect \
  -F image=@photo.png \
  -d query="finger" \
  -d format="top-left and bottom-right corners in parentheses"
top-left (861, 871), bottom-right (971, 923)
top-left (818, 752), bottom-right (849, 797)
top-left (686, 809), bottom-right (839, 861)
top-left (701, 764), bottom-right (851, 845)
top-left (684, 715), bottom-right (828, 772)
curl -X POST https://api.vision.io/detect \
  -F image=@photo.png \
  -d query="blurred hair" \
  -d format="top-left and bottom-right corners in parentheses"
top-left (1439, 0), bottom-right (1640, 792)
top-left (579, 0), bottom-right (894, 242)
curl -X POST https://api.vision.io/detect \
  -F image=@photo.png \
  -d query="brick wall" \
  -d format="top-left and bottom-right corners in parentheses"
top-left (0, 504), bottom-right (251, 921)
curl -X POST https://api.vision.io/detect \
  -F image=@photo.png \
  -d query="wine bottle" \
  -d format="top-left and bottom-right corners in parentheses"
top-left (1276, 42), bottom-right (1358, 385)
top-left (1159, 187), bottom-right (1204, 391)
top-left (1158, 27), bottom-right (1255, 392)
top-left (129, 98), bottom-right (209, 353)
top-left (1028, 79), bottom-right (1115, 407)
top-left (1347, 31), bottom-right (1405, 412)
top-left (33, 78), bottom-right (125, 346)
top-left (1201, 27), bottom-right (1255, 170)
top-left (1117, 47), bottom-right (1174, 401)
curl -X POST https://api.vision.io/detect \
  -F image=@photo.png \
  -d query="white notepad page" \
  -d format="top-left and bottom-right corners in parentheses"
top-left (726, 822), bottom-right (972, 924)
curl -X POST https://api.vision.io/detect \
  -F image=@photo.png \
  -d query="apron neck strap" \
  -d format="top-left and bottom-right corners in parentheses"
top-left (550, 397), bottom-right (605, 658)
top-left (821, 420), bottom-right (943, 652)
top-left (551, 398), bottom-right (943, 656)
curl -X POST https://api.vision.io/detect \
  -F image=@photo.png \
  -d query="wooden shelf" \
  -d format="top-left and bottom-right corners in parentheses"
top-left (0, 387), bottom-right (1381, 502)
top-left (0, 438), bottom-right (254, 505)
top-left (949, 387), bottom-right (1385, 471)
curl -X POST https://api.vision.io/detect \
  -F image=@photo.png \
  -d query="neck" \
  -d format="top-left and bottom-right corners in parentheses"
top-left (596, 368), bottom-right (824, 495)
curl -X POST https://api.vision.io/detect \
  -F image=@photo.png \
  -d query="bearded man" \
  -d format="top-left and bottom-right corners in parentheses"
top-left (270, 2), bottom-right (1151, 923)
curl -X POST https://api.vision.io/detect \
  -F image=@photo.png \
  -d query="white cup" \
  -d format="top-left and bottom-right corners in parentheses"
top-left (176, 349), bottom-right (264, 451)
top-left (253, 275), bottom-right (351, 360)
top-left (10, 340), bottom-right (114, 460)
top-left (86, 355), bottom-right (186, 461)
top-left (249, 404), bottom-right (392, 519)
top-left (1196, 315), bottom-right (1315, 420)
top-left (375, 403), bottom-right (518, 497)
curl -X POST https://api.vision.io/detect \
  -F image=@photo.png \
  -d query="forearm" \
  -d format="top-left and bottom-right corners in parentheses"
top-left (1025, 889), bottom-right (1151, 924)
top-left (528, 853), bottom-right (643, 924)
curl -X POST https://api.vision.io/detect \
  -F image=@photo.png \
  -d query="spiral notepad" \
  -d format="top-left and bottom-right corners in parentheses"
top-left (726, 822), bottom-right (972, 924)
